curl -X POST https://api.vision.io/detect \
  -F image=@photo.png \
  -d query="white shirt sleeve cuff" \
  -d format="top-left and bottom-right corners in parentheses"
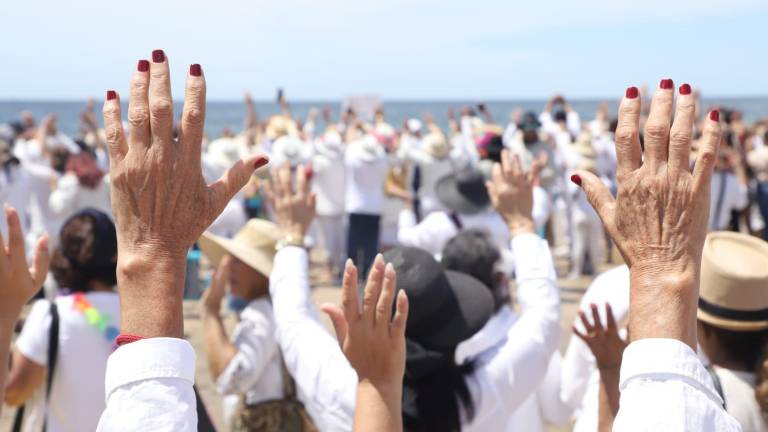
top-left (620, 338), bottom-right (723, 406)
top-left (104, 337), bottom-right (196, 401)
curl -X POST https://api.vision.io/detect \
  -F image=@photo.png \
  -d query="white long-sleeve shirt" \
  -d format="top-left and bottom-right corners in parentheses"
top-left (269, 246), bottom-right (358, 431)
top-left (268, 234), bottom-right (560, 430)
top-left (48, 173), bottom-right (112, 219)
top-left (709, 170), bottom-right (748, 231)
top-left (97, 338), bottom-right (197, 432)
top-left (615, 338), bottom-right (742, 431)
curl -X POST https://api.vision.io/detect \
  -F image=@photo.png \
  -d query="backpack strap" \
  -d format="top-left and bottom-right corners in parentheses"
top-left (706, 365), bottom-right (727, 410)
top-left (449, 212), bottom-right (464, 230)
top-left (42, 300), bottom-right (60, 432)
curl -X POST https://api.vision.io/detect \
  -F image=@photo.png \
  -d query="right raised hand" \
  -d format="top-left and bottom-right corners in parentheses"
top-left (486, 149), bottom-right (542, 235)
top-left (0, 205), bottom-right (49, 321)
top-left (321, 256), bottom-right (408, 390)
top-left (102, 51), bottom-right (269, 260)
top-left (573, 303), bottom-right (627, 370)
top-left (573, 81), bottom-right (721, 346)
top-left (262, 163), bottom-right (316, 239)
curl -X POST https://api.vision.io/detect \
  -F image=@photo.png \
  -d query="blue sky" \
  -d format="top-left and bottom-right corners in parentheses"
top-left (1, 0), bottom-right (767, 100)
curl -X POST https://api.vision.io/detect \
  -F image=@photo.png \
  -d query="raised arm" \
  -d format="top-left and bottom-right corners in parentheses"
top-left (98, 51), bottom-right (268, 431)
top-left (574, 81), bottom-right (740, 430)
top-left (0, 206), bottom-right (49, 413)
top-left (572, 303), bottom-right (627, 432)
top-left (322, 256), bottom-right (408, 432)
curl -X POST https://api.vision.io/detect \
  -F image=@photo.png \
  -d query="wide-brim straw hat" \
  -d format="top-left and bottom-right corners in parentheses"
top-left (423, 132), bottom-right (451, 159)
top-left (198, 219), bottom-right (283, 277)
top-left (271, 135), bottom-right (311, 167)
top-left (265, 115), bottom-right (299, 141)
top-left (698, 231), bottom-right (768, 331)
top-left (572, 132), bottom-right (596, 159)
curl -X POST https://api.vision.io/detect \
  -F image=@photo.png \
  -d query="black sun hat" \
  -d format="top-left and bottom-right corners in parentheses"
top-left (383, 246), bottom-right (494, 351)
top-left (435, 169), bottom-right (491, 215)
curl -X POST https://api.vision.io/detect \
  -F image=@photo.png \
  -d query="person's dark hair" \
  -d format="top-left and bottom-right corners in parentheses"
top-left (700, 321), bottom-right (768, 372)
top-left (403, 354), bottom-right (474, 431)
top-left (553, 110), bottom-right (567, 123)
top-left (50, 148), bottom-right (71, 174)
top-left (486, 135), bottom-right (504, 163)
top-left (50, 210), bottom-right (117, 292)
top-left (66, 152), bottom-right (105, 189)
top-left (442, 230), bottom-right (501, 306)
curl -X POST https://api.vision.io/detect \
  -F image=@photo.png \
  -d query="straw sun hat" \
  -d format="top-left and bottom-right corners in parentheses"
top-left (198, 219), bottom-right (283, 277)
top-left (698, 231), bottom-right (768, 331)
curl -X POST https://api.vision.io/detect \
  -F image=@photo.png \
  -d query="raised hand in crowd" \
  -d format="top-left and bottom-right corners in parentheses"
top-left (102, 51), bottom-right (269, 339)
top-left (0, 205), bottom-right (50, 409)
top-left (573, 303), bottom-right (627, 432)
top-left (486, 149), bottom-right (541, 235)
top-left (322, 256), bottom-right (408, 432)
top-left (573, 81), bottom-right (720, 347)
top-left (262, 162), bottom-right (316, 240)
top-left (573, 81), bottom-right (741, 430)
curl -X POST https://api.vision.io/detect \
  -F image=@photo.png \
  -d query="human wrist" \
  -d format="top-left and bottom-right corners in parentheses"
top-left (358, 378), bottom-right (402, 402)
top-left (506, 217), bottom-right (535, 236)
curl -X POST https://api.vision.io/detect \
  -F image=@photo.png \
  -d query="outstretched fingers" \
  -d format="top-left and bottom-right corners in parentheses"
top-left (148, 49), bottom-right (174, 149)
top-left (614, 86), bottom-right (643, 177)
top-left (643, 79), bottom-right (675, 170)
top-left (29, 234), bottom-right (50, 288)
top-left (4, 206), bottom-right (27, 271)
top-left (391, 290), bottom-right (409, 339)
top-left (692, 110), bottom-right (722, 196)
top-left (375, 263), bottom-right (397, 331)
top-left (361, 254), bottom-right (386, 325)
top-left (321, 303), bottom-right (349, 347)
top-left (668, 83), bottom-right (695, 171)
top-left (180, 64), bottom-right (206, 164)
top-left (128, 59), bottom-right (151, 150)
top-left (341, 259), bottom-right (361, 325)
top-left (572, 170), bottom-right (616, 237)
top-left (209, 154), bottom-right (270, 215)
top-left (103, 90), bottom-right (127, 162)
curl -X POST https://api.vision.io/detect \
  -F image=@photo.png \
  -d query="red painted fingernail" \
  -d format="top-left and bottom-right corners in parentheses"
top-left (189, 64), bottom-right (202, 77)
top-left (106, 90), bottom-right (117, 101)
top-left (660, 78), bottom-right (674, 90)
top-left (710, 110), bottom-right (720, 122)
top-left (570, 174), bottom-right (582, 186)
top-left (625, 86), bottom-right (639, 99)
top-left (305, 165), bottom-right (314, 181)
top-left (137, 59), bottom-right (150, 72)
top-left (679, 83), bottom-right (691, 95)
top-left (152, 49), bottom-right (165, 63)
top-left (254, 156), bottom-right (269, 169)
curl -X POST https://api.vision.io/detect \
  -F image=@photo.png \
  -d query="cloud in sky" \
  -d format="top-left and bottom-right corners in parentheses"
top-left (1, 0), bottom-right (766, 100)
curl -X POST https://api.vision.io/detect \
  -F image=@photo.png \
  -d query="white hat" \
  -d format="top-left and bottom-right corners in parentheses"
top-left (315, 130), bottom-right (344, 158)
top-left (423, 132), bottom-right (451, 159)
top-left (206, 136), bottom-right (245, 171)
top-left (349, 134), bottom-right (384, 163)
top-left (271, 135), bottom-right (311, 167)
top-left (406, 119), bottom-right (422, 134)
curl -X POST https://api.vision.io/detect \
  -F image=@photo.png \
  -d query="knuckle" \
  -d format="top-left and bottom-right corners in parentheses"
top-left (698, 149), bottom-right (717, 165)
top-left (644, 123), bottom-right (668, 140)
top-left (614, 129), bottom-right (635, 144)
top-left (185, 108), bottom-right (204, 126)
top-left (105, 124), bottom-right (123, 144)
top-left (128, 106), bottom-right (150, 127)
top-left (669, 130), bottom-right (690, 147)
top-left (150, 99), bottom-right (173, 119)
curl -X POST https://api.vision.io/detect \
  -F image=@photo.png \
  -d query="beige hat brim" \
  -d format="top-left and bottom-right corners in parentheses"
top-left (697, 308), bottom-right (768, 331)
top-left (198, 232), bottom-right (274, 277)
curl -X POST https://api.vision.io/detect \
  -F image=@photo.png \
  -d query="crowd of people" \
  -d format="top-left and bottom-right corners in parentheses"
top-left (0, 49), bottom-right (766, 432)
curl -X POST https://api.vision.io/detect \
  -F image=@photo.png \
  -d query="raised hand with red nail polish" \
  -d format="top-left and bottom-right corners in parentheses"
top-left (101, 50), bottom-right (269, 338)
top-left (571, 80), bottom-right (722, 349)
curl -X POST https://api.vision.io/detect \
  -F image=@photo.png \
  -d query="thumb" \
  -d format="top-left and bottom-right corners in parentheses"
top-left (209, 154), bottom-right (270, 213)
top-left (321, 303), bottom-right (348, 347)
top-left (30, 233), bottom-right (50, 289)
top-left (571, 170), bottom-right (616, 231)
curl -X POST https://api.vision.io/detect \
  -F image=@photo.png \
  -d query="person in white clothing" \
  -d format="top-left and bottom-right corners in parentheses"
top-left (345, 133), bottom-right (389, 274)
top-left (312, 128), bottom-right (347, 276)
top-left (708, 147), bottom-right (749, 231)
top-left (567, 140), bottom-right (605, 279)
top-left (561, 264), bottom-right (630, 432)
top-left (539, 94), bottom-right (582, 139)
top-left (445, 230), bottom-right (572, 432)
top-left (263, 151), bottom-right (560, 430)
top-left (696, 231), bottom-right (768, 432)
top-left (48, 152), bottom-right (112, 220)
top-left (398, 131), bottom-right (461, 216)
top-left (6, 209), bottom-right (120, 432)
top-left (198, 219), bottom-right (288, 430)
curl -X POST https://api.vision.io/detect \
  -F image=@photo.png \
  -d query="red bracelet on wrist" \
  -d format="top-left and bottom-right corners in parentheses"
top-left (116, 334), bottom-right (145, 346)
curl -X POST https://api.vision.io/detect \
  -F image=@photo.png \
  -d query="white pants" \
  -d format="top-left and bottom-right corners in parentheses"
top-left (570, 211), bottom-right (604, 277)
top-left (315, 214), bottom-right (346, 274)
